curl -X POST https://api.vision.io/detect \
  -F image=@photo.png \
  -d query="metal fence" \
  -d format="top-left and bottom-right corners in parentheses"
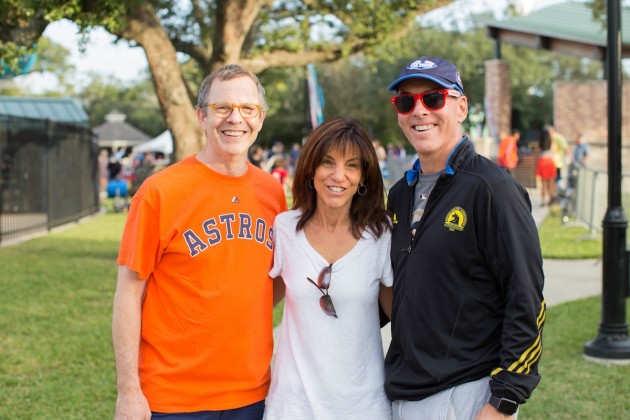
top-left (571, 166), bottom-right (630, 244)
top-left (0, 115), bottom-right (100, 245)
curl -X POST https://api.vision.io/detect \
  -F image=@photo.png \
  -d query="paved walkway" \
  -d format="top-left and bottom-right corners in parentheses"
top-left (526, 187), bottom-right (601, 308)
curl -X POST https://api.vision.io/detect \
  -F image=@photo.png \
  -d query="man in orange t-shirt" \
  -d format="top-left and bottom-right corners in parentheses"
top-left (112, 64), bottom-right (287, 419)
top-left (497, 129), bottom-right (520, 173)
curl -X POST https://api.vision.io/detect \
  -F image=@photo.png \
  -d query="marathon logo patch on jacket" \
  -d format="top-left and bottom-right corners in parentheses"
top-left (444, 207), bottom-right (467, 232)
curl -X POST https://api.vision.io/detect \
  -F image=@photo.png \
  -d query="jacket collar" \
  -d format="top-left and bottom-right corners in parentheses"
top-left (405, 136), bottom-right (473, 186)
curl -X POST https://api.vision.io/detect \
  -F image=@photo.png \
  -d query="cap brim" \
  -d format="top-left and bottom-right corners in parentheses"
top-left (388, 74), bottom-right (463, 93)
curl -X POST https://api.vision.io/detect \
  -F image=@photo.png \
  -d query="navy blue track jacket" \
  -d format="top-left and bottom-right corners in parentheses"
top-left (385, 138), bottom-right (545, 404)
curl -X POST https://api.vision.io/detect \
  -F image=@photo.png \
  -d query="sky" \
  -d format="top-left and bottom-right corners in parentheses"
top-left (13, 0), bottom-right (570, 94)
top-left (14, 24), bottom-right (150, 94)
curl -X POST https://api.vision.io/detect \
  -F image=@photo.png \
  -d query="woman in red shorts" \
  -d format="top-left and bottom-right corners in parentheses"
top-left (536, 131), bottom-right (557, 206)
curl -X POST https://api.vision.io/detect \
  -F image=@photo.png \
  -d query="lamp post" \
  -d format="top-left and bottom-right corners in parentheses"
top-left (583, 0), bottom-right (630, 361)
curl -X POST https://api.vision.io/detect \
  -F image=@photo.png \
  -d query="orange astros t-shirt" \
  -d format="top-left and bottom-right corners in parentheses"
top-left (117, 156), bottom-right (286, 413)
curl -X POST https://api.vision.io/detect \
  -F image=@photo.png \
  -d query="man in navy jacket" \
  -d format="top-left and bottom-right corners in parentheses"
top-left (384, 56), bottom-right (545, 419)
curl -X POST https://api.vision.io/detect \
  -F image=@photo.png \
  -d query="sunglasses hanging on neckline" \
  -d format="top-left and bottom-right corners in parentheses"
top-left (306, 263), bottom-right (338, 318)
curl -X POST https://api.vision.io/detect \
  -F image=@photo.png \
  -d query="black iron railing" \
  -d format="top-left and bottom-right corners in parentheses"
top-left (0, 115), bottom-right (99, 245)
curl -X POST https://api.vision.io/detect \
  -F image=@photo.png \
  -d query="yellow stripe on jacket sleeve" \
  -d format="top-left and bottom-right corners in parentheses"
top-left (492, 300), bottom-right (546, 377)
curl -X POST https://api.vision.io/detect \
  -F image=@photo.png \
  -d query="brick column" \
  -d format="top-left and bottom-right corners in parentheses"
top-left (484, 59), bottom-right (511, 148)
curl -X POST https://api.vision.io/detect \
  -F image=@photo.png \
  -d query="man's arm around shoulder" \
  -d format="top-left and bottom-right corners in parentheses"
top-left (112, 265), bottom-right (151, 419)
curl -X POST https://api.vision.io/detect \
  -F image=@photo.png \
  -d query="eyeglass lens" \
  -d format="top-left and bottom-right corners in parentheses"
top-left (393, 90), bottom-right (447, 114)
top-left (210, 103), bottom-right (260, 118)
top-left (306, 264), bottom-right (338, 318)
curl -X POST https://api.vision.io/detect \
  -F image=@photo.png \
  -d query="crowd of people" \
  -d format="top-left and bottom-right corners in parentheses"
top-left (247, 141), bottom-right (302, 197)
top-left (111, 58), bottom-right (546, 420)
top-left (494, 121), bottom-right (591, 212)
top-left (98, 146), bottom-right (169, 207)
top-left (98, 129), bottom-right (409, 210)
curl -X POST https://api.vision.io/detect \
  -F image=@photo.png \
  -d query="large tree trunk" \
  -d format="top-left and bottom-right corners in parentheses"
top-left (212, 0), bottom-right (271, 68)
top-left (120, 3), bottom-right (204, 161)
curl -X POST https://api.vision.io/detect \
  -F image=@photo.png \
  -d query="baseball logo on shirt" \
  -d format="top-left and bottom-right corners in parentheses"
top-left (444, 207), bottom-right (467, 232)
top-left (182, 212), bottom-right (274, 256)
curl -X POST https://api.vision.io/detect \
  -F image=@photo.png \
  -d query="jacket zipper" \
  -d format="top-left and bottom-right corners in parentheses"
top-left (403, 184), bottom-right (415, 253)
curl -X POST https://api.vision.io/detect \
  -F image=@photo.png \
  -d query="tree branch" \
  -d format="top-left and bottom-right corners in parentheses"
top-left (241, 48), bottom-right (344, 72)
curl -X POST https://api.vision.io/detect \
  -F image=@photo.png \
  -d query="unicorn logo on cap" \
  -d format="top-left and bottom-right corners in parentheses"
top-left (407, 59), bottom-right (437, 71)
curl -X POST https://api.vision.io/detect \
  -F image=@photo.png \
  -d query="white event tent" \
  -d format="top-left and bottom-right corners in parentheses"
top-left (133, 130), bottom-right (173, 158)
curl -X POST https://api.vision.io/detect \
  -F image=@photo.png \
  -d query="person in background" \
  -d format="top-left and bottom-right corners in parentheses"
top-left (112, 64), bottom-right (286, 420)
top-left (572, 132), bottom-right (589, 168)
top-left (373, 139), bottom-right (390, 189)
top-left (108, 156), bottom-right (122, 182)
top-left (536, 131), bottom-right (557, 207)
top-left (271, 156), bottom-right (292, 198)
top-left (249, 144), bottom-right (265, 168)
top-left (288, 142), bottom-right (302, 174)
top-left (98, 149), bottom-right (110, 199)
top-left (270, 157), bottom-right (289, 185)
top-left (269, 140), bottom-right (285, 160)
top-left (384, 56), bottom-right (545, 419)
top-left (264, 116), bottom-right (393, 420)
top-left (566, 131), bottom-right (589, 202)
top-left (468, 102), bottom-right (486, 142)
top-left (128, 153), bottom-right (170, 198)
top-left (544, 124), bottom-right (569, 185)
top-left (497, 129), bottom-right (520, 174)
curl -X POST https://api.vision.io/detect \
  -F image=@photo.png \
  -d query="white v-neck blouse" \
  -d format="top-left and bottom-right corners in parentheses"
top-left (264, 210), bottom-right (393, 420)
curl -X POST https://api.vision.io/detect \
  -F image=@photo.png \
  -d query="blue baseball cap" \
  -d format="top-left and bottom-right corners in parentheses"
top-left (388, 56), bottom-right (464, 94)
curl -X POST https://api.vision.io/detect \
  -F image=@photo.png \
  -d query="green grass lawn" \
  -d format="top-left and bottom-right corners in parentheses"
top-left (0, 206), bottom-right (627, 418)
top-left (538, 206), bottom-right (602, 260)
top-left (520, 297), bottom-right (630, 419)
top-left (0, 212), bottom-right (124, 418)
top-left (538, 208), bottom-right (602, 259)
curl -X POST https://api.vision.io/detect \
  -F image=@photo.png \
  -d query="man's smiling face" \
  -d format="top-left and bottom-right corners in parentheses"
top-left (396, 78), bottom-right (467, 166)
top-left (197, 76), bottom-right (265, 161)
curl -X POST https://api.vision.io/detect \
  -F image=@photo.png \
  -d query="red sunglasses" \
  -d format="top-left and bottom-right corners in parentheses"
top-left (390, 89), bottom-right (461, 114)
